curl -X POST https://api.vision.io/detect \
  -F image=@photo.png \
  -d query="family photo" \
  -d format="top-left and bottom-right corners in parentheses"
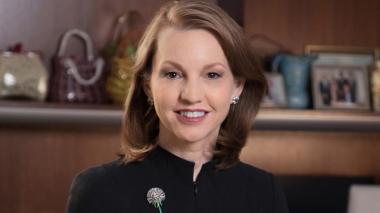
top-left (312, 65), bottom-right (370, 110)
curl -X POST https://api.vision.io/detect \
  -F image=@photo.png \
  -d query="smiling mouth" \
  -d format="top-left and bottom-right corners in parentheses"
top-left (175, 110), bottom-right (209, 122)
top-left (179, 111), bottom-right (206, 118)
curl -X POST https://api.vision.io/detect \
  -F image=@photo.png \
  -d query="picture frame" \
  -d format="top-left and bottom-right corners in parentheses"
top-left (305, 45), bottom-right (380, 67)
top-left (311, 64), bottom-right (370, 110)
top-left (262, 73), bottom-right (287, 108)
top-left (306, 45), bottom-right (379, 111)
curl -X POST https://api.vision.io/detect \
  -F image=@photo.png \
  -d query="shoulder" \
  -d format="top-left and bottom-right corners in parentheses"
top-left (234, 162), bottom-right (289, 213)
top-left (68, 159), bottom-right (149, 196)
top-left (66, 160), bottom-right (139, 212)
top-left (68, 160), bottom-right (120, 196)
top-left (235, 161), bottom-right (274, 183)
top-left (70, 158), bottom-right (149, 187)
top-left (217, 161), bottom-right (275, 195)
top-left (73, 160), bottom-right (120, 183)
top-left (220, 162), bottom-right (275, 194)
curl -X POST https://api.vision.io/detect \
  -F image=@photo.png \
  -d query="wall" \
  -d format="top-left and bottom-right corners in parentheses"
top-left (245, 0), bottom-right (380, 54)
top-left (0, 0), bottom-right (169, 65)
top-left (1, 0), bottom-right (379, 64)
top-left (0, 0), bottom-right (220, 66)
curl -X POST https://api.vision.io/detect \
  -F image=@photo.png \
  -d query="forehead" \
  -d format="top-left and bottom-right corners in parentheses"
top-left (154, 27), bottom-right (229, 67)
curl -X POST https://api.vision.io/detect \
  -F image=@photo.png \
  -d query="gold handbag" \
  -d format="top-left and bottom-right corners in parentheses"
top-left (0, 51), bottom-right (48, 101)
top-left (104, 11), bottom-right (144, 104)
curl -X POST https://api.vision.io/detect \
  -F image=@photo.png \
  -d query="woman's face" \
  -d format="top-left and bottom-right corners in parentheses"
top-left (147, 27), bottom-right (244, 145)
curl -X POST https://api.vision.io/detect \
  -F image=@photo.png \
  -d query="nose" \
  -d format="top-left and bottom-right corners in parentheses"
top-left (179, 78), bottom-right (203, 104)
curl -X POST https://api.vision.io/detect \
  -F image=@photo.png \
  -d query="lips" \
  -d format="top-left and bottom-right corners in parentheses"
top-left (175, 109), bottom-right (209, 124)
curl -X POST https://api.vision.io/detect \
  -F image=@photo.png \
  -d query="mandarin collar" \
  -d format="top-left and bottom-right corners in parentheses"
top-left (148, 145), bottom-right (217, 178)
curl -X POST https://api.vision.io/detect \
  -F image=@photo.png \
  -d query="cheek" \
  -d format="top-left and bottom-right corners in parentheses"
top-left (209, 92), bottom-right (230, 104)
top-left (205, 82), bottom-right (235, 106)
top-left (152, 82), bottom-right (179, 108)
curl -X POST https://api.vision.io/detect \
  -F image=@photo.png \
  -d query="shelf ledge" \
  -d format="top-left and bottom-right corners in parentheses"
top-left (255, 109), bottom-right (380, 132)
top-left (1, 101), bottom-right (380, 132)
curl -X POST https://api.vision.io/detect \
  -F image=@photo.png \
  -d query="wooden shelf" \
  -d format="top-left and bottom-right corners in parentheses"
top-left (255, 109), bottom-right (380, 132)
top-left (0, 100), bottom-right (122, 127)
top-left (1, 100), bottom-right (380, 131)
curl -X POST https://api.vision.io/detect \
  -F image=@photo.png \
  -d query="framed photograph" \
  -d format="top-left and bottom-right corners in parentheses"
top-left (312, 64), bottom-right (370, 110)
top-left (305, 45), bottom-right (380, 67)
top-left (262, 73), bottom-right (287, 108)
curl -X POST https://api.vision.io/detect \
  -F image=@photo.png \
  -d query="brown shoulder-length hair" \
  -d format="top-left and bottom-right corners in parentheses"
top-left (120, 0), bottom-right (266, 169)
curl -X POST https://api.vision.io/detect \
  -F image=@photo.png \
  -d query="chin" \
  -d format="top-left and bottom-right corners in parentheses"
top-left (175, 129), bottom-right (216, 144)
top-left (179, 136), bottom-right (206, 143)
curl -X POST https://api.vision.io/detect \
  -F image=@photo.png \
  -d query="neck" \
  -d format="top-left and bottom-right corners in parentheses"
top-left (157, 135), bottom-right (216, 182)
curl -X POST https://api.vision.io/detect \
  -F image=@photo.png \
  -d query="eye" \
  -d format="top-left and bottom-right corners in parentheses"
top-left (164, 71), bottom-right (181, 79)
top-left (207, 72), bottom-right (222, 79)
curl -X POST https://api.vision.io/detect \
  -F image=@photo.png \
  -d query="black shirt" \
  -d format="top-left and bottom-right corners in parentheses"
top-left (66, 146), bottom-right (288, 213)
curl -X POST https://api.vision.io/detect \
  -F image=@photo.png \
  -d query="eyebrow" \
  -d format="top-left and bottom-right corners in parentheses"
top-left (161, 60), bottom-right (228, 71)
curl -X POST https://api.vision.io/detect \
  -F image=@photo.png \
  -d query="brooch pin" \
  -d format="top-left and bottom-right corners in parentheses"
top-left (147, 187), bottom-right (166, 213)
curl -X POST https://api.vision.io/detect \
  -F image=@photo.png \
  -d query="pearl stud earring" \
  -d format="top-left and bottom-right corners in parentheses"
top-left (231, 96), bottom-right (239, 104)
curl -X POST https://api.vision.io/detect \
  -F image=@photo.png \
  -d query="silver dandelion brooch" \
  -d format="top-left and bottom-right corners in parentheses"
top-left (147, 187), bottom-right (166, 213)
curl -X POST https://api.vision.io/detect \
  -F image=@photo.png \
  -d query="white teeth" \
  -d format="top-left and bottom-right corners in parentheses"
top-left (180, 111), bottom-right (205, 118)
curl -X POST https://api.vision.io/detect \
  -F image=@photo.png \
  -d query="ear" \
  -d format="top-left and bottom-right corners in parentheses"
top-left (233, 77), bottom-right (246, 97)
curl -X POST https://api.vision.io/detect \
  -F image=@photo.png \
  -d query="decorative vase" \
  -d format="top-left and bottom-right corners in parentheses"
top-left (272, 53), bottom-right (316, 109)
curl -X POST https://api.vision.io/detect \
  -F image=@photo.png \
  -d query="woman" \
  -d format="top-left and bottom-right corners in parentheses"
top-left (66, 1), bottom-right (288, 213)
